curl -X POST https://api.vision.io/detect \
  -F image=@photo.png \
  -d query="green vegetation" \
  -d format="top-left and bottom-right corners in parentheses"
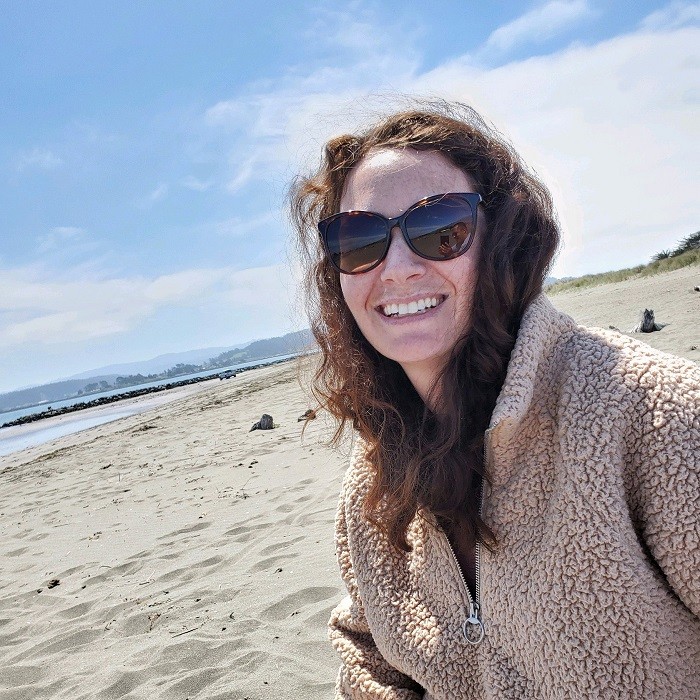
top-left (548, 231), bottom-right (700, 295)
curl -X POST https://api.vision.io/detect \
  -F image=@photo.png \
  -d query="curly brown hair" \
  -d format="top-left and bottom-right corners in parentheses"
top-left (290, 101), bottom-right (560, 552)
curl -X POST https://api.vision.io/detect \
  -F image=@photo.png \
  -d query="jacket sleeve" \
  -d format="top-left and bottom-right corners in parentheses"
top-left (631, 358), bottom-right (700, 617)
top-left (328, 482), bottom-right (423, 699)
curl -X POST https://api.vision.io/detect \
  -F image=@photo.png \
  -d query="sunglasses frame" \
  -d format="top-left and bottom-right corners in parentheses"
top-left (318, 192), bottom-right (482, 275)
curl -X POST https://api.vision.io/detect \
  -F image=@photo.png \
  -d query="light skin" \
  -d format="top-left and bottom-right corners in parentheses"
top-left (339, 148), bottom-right (484, 410)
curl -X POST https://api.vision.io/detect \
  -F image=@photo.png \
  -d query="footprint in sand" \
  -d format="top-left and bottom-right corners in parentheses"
top-left (260, 586), bottom-right (339, 622)
top-left (56, 601), bottom-right (94, 620)
top-left (249, 555), bottom-right (290, 573)
top-left (257, 536), bottom-right (305, 556)
top-left (156, 520), bottom-right (211, 541)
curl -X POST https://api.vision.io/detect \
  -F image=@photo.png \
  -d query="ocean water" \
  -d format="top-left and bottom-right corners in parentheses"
top-left (0, 410), bottom-right (140, 457)
top-left (0, 354), bottom-right (297, 425)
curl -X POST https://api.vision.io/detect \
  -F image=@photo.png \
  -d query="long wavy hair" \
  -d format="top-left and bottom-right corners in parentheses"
top-left (290, 102), bottom-right (560, 552)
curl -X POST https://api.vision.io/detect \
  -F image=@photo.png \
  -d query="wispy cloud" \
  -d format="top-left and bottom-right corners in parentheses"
top-left (37, 226), bottom-right (87, 253)
top-left (0, 263), bottom-right (295, 346)
top-left (640, 1), bottom-right (700, 30)
top-left (148, 183), bottom-right (168, 202)
top-left (225, 157), bottom-right (257, 193)
top-left (214, 212), bottom-right (278, 238)
top-left (482, 0), bottom-right (593, 55)
top-left (16, 147), bottom-right (64, 172)
top-left (181, 175), bottom-right (214, 191)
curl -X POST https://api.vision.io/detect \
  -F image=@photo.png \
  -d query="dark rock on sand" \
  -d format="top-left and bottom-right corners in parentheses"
top-left (250, 414), bottom-right (274, 431)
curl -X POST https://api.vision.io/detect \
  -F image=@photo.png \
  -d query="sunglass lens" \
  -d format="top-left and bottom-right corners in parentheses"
top-left (324, 212), bottom-right (388, 274)
top-left (405, 195), bottom-right (476, 260)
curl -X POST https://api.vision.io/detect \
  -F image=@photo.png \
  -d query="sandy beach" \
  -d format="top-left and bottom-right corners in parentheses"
top-left (1, 264), bottom-right (697, 699)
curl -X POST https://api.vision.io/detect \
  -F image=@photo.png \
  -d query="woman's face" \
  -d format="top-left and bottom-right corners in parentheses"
top-left (339, 148), bottom-right (483, 400)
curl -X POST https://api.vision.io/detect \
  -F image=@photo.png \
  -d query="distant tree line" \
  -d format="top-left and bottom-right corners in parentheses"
top-left (1, 329), bottom-right (314, 413)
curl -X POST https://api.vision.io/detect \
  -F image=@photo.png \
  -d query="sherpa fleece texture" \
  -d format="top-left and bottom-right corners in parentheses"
top-left (329, 294), bottom-right (700, 699)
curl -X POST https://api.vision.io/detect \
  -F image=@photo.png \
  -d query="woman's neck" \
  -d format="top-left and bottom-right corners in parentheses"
top-left (400, 360), bottom-right (445, 413)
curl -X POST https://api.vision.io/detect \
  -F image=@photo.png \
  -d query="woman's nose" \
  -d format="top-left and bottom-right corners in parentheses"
top-left (379, 226), bottom-right (425, 283)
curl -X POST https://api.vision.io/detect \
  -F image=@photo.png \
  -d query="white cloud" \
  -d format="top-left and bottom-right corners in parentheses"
top-left (225, 157), bottom-right (257, 193)
top-left (37, 226), bottom-right (85, 251)
top-left (16, 147), bottom-right (64, 172)
top-left (640, 1), bottom-right (700, 30)
top-left (0, 263), bottom-right (295, 347)
top-left (181, 175), bottom-right (214, 191)
top-left (148, 183), bottom-right (168, 202)
top-left (483, 0), bottom-right (593, 55)
top-left (205, 99), bottom-right (249, 127)
top-left (214, 212), bottom-right (278, 238)
top-left (408, 28), bottom-right (699, 274)
top-left (200, 14), bottom-right (698, 277)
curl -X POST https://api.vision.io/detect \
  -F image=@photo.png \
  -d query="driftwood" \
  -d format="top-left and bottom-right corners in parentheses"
top-left (297, 409), bottom-right (317, 422)
top-left (633, 309), bottom-right (662, 333)
top-left (250, 413), bottom-right (274, 431)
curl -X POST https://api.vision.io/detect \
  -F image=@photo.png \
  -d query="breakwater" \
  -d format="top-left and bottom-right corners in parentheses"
top-left (1, 357), bottom-right (293, 428)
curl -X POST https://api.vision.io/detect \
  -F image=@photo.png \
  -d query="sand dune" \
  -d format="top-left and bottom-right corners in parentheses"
top-left (0, 265), bottom-right (697, 699)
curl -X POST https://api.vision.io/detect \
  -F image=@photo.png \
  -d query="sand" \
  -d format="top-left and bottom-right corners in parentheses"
top-left (549, 264), bottom-right (699, 363)
top-left (0, 264), bottom-right (697, 699)
top-left (0, 363), bottom-right (349, 699)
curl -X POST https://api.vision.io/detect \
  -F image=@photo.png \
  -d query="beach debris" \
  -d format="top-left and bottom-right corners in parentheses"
top-left (297, 409), bottom-right (317, 422)
top-left (608, 325), bottom-right (621, 332)
top-left (170, 624), bottom-right (204, 638)
top-left (249, 413), bottom-right (274, 431)
top-left (47, 578), bottom-right (60, 589)
top-left (694, 286), bottom-right (699, 292)
top-left (691, 346), bottom-right (697, 351)
top-left (633, 309), bottom-right (663, 333)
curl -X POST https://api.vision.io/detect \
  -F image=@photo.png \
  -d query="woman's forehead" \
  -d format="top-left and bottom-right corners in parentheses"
top-left (340, 148), bottom-right (475, 214)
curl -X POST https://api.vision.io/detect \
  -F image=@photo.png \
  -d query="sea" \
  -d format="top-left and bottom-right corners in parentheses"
top-left (0, 354), bottom-right (298, 457)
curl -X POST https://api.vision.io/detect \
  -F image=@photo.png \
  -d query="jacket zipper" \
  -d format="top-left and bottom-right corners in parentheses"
top-left (443, 435), bottom-right (489, 646)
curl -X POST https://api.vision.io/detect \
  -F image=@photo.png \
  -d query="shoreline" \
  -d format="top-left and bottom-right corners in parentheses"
top-left (1, 356), bottom-right (296, 429)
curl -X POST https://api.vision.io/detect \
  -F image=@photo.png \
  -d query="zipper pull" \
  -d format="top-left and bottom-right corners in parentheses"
top-left (463, 600), bottom-right (485, 645)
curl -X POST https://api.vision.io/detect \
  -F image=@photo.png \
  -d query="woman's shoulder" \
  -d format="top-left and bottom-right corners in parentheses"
top-left (557, 317), bottom-right (699, 390)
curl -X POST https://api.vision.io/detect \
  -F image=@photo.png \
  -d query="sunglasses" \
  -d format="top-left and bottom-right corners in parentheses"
top-left (318, 192), bottom-right (482, 275)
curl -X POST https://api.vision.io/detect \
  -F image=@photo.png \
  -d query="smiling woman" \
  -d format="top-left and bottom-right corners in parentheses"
top-left (289, 101), bottom-right (700, 698)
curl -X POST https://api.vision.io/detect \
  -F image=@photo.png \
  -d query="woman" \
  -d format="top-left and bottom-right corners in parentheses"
top-left (290, 103), bottom-right (699, 698)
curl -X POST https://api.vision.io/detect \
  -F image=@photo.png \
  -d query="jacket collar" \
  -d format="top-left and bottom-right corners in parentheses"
top-left (488, 294), bottom-right (575, 438)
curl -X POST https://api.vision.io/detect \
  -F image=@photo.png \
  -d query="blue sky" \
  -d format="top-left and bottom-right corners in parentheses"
top-left (1, 1), bottom-right (698, 392)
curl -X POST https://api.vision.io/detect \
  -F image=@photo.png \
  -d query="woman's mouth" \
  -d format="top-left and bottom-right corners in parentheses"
top-left (380, 296), bottom-right (445, 318)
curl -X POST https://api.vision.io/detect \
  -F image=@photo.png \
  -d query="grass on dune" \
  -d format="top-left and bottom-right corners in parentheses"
top-left (548, 249), bottom-right (700, 295)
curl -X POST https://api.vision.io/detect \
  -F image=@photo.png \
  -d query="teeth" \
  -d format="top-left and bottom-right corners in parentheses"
top-left (382, 297), bottom-right (441, 317)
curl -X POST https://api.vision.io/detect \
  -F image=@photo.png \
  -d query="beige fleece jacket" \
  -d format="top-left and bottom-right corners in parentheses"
top-left (329, 295), bottom-right (700, 699)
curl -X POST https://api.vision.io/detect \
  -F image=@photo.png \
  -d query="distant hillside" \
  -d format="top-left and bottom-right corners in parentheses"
top-left (67, 345), bottom-right (245, 380)
top-left (0, 329), bottom-right (313, 414)
top-left (206, 330), bottom-right (313, 367)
